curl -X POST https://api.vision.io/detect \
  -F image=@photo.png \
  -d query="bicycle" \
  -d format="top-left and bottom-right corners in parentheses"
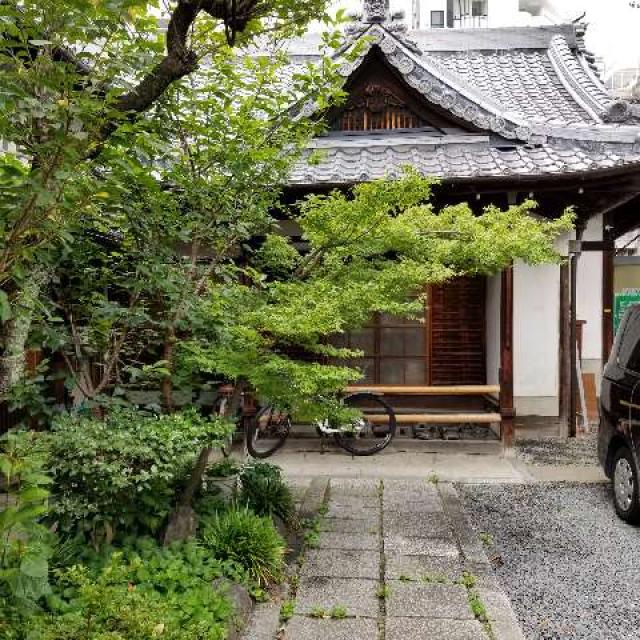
top-left (246, 391), bottom-right (397, 458)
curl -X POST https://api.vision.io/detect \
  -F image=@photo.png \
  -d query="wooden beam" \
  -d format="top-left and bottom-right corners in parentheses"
top-left (500, 266), bottom-right (515, 451)
top-left (368, 413), bottom-right (502, 425)
top-left (346, 385), bottom-right (500, 396)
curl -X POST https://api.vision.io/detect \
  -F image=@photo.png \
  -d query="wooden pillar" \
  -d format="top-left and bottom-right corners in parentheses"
top-left (567, 221), bottom-right (586, 438)
top-left (602, 222), bottom-right (615, 364)
top-left (558, 262), bottom-right (571, 437)
top-left (500, 265), bottom-right (515, 452)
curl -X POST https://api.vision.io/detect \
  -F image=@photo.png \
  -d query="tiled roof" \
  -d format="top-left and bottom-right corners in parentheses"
top-left (289, 132), bottom-right (640, 186)
top-left (428, 49), bottom-right (593, 125)
top-left (272, 17), bottom-right (640, 184)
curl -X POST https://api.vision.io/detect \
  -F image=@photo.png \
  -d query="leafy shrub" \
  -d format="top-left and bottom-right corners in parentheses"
top-left (78, 537), bottom-right (250, 593)
top-left (34, 552), bottom-right (233, 640)
top-left (238, 463), bottom-right (295, 525)
top-left (0, 431), bottom-right (54, 637)
top-left (201, 508), bottom-right (285, 586)
top-left (45, 408), bottom-right (233, 543)
top-left (206, 458), bottom-right (241, 479)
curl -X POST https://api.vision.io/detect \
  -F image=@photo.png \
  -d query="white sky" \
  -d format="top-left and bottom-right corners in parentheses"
top-left (331, 0), bottom-right (640, 71)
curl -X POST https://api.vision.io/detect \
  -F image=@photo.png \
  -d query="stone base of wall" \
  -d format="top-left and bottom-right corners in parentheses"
top-left (515, 415), bottom-right (564, 438)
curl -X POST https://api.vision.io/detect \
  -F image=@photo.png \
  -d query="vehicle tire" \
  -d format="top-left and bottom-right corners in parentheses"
top-left (612, 446), bottom-right (640, 524)
top-left (246, 406), bottom-right (291, 459)
top-left (334, 392), bottom-right (397, 456)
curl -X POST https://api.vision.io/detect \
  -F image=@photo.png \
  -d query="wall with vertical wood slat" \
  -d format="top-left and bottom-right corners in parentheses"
top-left (429, 276), bottom-right (486, 385)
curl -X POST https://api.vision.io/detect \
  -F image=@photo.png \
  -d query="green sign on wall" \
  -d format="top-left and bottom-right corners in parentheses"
top-left (614, 290), bottom-right (640, 335)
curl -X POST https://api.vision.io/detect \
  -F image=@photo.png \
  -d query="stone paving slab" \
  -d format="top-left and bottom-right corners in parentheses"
top-left (386, 617), bottom-right (487, 640)
top-left (320, 517), bottom-right (379, 534)
top-left (386, 582), bottom-right (473, 619)
top-left (270, 480), bottom-right (526, 640)
top-left (385, 553), bottom-right (464, 581)
top-left (284, 616), bottom-right (379, 640)
top-left (317, 531), bottom-right (378, 551)
top-left (239, 600), bottom-right (281, 640)
top-left (383, 480), bottom-right (440, 495)
top-left (384, 534), bottom-right (460, 557)
top-left (329, 478), bottom-right (380, 496)
top-left (383, 511), bottom-right (453, 537)
top-left (300, 549), bottom-right (379, 579)
top-left (383, 497), bottom-right (445, 514)
top-left (328, 494), bottom-right (379, 509)
top-left (481, 590), bottom-right (521, 623)
top-left (326, 503), bottom-right (379, 519)
top-left (295, 577), bottom-right (379, 617)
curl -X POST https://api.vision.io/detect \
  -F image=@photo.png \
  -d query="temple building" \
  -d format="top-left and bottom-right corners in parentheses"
top-left (276, 0), bottom-right (640, 444)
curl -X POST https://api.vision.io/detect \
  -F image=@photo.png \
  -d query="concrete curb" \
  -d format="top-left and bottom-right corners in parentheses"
top-left (438, 483), bottom-right (526, 640)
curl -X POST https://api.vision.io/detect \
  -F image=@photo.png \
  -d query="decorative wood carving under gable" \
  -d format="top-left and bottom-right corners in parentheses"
top-left (339, 82), bottom-right (425, 131)
top-left (329, 48), bottom-right (477, 134)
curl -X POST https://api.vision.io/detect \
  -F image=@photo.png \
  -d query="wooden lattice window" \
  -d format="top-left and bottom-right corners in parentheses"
top-left (329, 276), bottom-right (487, 385)
top-left (337, 83), bottom-right (425, 132)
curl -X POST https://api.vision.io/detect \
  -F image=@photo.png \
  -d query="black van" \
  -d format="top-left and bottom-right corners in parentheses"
top-left (599, 304), bottom-right (640, 523)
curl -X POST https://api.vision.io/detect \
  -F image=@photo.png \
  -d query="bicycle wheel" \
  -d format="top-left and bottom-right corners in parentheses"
top-left (246, 406), bottom-right (291, 459)
top-left (333, 392), bottom-right (396, 456)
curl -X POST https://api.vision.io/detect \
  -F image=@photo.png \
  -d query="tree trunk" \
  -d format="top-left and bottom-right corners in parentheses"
top-left (164, 379), bottom-right (246, 544)
top-left (0, 268), bottom-right (48, 399)
top-left (161, 326), bottom-right (176, 413)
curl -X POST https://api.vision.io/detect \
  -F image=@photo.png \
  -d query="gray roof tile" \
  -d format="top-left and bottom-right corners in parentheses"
top-left (289, 133), bottom-right (640, 185)
top-left (268, 20), bottom-right (640, 184)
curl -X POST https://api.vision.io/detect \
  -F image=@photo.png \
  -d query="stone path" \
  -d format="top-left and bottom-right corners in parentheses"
top-left (244, 478), bottom-right (526, 640)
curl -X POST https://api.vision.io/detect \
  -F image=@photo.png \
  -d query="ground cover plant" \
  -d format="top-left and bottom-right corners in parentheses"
top-left (1, 429), bottom-right (296, 639)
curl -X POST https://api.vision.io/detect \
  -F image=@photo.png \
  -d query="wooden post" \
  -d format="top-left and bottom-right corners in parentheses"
top-left (602, 225), bottom-right (615, 364)
top-left (569, 249), bottom-right (578, 438)
top-left (568, 221), bottom-right (586, 439)
top-left (558, 262), bottom-right (571, 437)
top-left (500, 265), bottom-right (515, 453)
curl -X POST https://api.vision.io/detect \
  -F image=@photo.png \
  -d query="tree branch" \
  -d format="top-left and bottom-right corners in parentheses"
top-left (112, 0), bottom-right (261, 117)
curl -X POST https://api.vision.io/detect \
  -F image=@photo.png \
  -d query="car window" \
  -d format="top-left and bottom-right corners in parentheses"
top-left (618, 308), bottom-right (640, 373)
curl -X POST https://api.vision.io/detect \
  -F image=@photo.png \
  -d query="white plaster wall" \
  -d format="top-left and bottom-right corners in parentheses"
top-left (485, 274), bottom-right (501, 386)
top-left (513, 260), bottom-right (561, 415)
top-left (576, 214), bottom-right (603, 366)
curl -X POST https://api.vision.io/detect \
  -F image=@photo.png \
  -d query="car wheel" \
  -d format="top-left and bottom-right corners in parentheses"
top-left (612, 446), bottom-right (640, 524)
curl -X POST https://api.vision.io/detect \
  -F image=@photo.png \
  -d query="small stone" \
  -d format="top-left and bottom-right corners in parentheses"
top-left (212, 578), bottom-right (253, 639)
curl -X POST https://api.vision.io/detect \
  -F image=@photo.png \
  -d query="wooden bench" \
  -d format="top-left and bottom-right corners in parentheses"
top-left (345, 385), bottom-right (502, 425)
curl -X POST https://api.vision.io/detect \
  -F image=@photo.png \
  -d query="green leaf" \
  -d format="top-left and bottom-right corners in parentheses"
top-left (19, 487), bottom-right (49, 503)
top-left (20, 555), bottom-right (48, 579)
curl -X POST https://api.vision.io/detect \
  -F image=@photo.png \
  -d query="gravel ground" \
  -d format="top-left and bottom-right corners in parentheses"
top-left (517, 433), bottom-right (598, 466)
top-left (460, 483), bottom-right (640, 640)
